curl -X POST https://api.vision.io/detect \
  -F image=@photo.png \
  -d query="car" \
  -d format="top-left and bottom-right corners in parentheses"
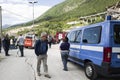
top-left (24, 34), bottom-right (36, 48)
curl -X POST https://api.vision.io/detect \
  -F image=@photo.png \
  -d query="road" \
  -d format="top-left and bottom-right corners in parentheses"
top-left (0, 44), bottom-right (119, 80)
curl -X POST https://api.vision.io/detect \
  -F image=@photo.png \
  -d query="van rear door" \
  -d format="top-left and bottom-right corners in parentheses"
top-left (111, 23), bottom-right (120, 68)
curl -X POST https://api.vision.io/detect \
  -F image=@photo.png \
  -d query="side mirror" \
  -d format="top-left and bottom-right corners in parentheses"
top-left (83, 39), bottom-right (88, 43)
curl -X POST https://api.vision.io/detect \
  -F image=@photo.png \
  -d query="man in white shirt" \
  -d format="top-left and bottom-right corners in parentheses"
top-left (16, 34), bottom-right (24, 57)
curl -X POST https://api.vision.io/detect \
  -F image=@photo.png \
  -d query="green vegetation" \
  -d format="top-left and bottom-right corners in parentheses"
top-left (5, 0), bottom-right (120, 35)
top-left (37, 0), bottom-right (120, 21)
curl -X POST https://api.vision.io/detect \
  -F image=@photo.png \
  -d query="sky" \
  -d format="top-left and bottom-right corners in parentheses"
top-left (0, 0), bottom-right (65, 26)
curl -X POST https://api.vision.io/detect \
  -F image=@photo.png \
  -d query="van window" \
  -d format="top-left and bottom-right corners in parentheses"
top-left (26, 36), bottom-right (32, 39)
top-left (114, 25), bottom-right (120, 44)
top-left (68, 30), bottom-right (82, 43)
top-left (75, 30), bottom-right (82, 43)
top-left (68, 31), bottom-right (76, 42)
top-left (82, 26), bottom-right (101, 44)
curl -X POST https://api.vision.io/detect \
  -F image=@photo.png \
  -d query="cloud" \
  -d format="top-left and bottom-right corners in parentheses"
top-left (0, 0), bottom-right (28, 4)
top-left (0, 1), bottom-right (51, 25)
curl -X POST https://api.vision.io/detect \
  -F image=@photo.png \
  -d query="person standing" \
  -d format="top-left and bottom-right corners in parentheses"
top-left (10, 38), bottom-right (14, 49)
top-left (34, 32), bottom-right (51, 78)
top-left (60, 37), bottom-right (70, 71)
top-left (2, 34), bottom-right (10, 56)
top-left (0, 38), bottom-right (1, 53)
top-left (48, 35), bottom-right (53, 48)
top-left (16, 34), bottom-right (24, 57)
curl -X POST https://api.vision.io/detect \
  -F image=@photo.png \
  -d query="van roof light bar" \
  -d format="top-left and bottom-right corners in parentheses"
top-left (106, 15), bottom-right (111, 20)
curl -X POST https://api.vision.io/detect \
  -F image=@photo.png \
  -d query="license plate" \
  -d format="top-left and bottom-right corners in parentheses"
top-left (117, 54), bottom-right (120, 59)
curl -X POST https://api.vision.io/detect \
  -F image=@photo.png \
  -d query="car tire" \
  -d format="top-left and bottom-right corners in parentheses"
top-left (84, 62), bottom-right (98, 80)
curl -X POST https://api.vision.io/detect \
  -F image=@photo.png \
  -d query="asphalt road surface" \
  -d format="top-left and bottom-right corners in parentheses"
top-left (0, 44), bottom-right (119, 80)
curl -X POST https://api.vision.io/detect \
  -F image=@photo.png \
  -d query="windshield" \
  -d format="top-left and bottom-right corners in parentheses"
top-left (114, 24), bottom-right (120, 44)
top-left (26, 36), bottom-right (32, 39)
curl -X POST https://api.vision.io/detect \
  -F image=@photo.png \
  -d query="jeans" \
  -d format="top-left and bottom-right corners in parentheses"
top-left (37, 54), bottom-right (48, 74)
top-left (48, 42), bottom-right (52, 48)
top-left (61, 51), bottom-right (69, 70)
top-left (0, 44), bottom-right (1, 53)
top-left (19, 45), bottom-right (24, 56)
top-left (3, 47), bottom-right (9, 56)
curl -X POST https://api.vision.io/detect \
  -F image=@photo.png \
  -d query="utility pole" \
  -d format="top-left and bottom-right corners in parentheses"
top-left (29, 1), bottom-right (38, 28)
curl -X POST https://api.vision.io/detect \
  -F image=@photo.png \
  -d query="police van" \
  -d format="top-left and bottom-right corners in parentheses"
top-left (67, 16), bottom-right (120, 79)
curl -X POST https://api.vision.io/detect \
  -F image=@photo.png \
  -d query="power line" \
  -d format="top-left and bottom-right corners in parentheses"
top-left (2, 8), bottom-right (31, 20)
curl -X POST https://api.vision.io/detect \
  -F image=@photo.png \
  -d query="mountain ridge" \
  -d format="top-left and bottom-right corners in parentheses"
top-left (5, 0), bottom-right (120, 35)
top-left (36, 0), bottom-right (120, 22)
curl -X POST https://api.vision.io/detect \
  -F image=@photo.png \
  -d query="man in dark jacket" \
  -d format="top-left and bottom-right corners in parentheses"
top-left (34, 32), bottom-right (51, 78)
top-left (3, 34), bottom-right (10, 56)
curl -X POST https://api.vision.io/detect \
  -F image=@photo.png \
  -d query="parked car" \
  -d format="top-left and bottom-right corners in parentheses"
top-left (24, 34), bottom-right (37, 48)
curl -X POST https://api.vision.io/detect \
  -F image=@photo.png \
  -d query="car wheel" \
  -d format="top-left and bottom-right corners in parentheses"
top-left (84, 62), bottom-right (97, 80)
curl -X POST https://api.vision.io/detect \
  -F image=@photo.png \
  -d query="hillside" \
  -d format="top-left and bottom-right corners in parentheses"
top-left (5, 0), bottom-right (120, 35)
top-left (36, 0), bottom-right (120, 22)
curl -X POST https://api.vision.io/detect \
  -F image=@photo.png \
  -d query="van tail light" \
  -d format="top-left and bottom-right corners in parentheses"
top-left (103, 47), bottom-right (112, 62)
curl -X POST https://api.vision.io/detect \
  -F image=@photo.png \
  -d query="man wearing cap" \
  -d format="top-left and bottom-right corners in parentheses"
top-left (34, 32), bottom-right (51, 78)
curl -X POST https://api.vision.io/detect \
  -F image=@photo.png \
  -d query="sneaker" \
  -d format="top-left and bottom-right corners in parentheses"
top-left (63, 69), bottom-right (68, 71)
top-left (6, 54), bottom-right (10, 56)
top-left (44, 74), bottom-right (51, 78)
top-left (20, 56), bottom-right (24, 57)
top-left (37, 73), bottom-right (41, 76)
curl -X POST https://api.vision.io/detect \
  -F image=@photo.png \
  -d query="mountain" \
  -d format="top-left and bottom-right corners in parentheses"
top-left (9, 0), bottom-right (120, 27)
top-left (35, 0), bottom-right (120, 22)
top-left (5, 0), bottom-right (120, 35)
top-left (2, 24), bottom-right (11, 29)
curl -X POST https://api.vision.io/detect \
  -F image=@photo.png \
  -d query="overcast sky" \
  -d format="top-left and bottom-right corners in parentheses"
top-left (0, 0), bottom-right (65, 26)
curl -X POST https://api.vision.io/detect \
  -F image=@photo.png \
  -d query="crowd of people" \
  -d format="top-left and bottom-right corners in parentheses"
top-left (0, 34), bottom-right (24, 56)
top-left (0, 32), bottom-right (70, 79)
